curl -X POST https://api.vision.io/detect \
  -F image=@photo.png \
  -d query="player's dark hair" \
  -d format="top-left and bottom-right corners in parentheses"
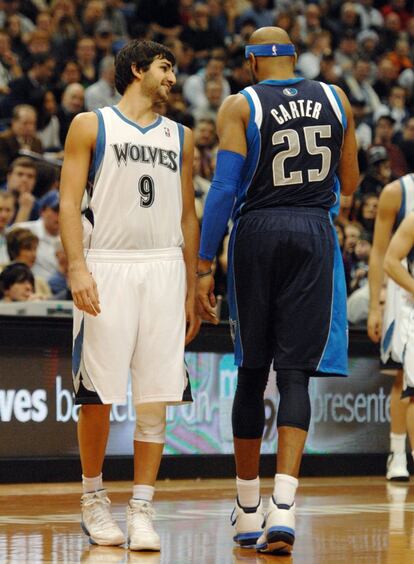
top-left (115, 40), bottom-right (175, 95)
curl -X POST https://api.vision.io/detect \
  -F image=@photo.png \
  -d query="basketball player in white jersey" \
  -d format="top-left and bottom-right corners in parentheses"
top-left (59, 40), bottom-right (200, 551)
top-left (368, 173), bottom-right (414, 481)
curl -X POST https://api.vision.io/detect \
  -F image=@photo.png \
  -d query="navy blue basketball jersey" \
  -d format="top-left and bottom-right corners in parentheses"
top-left (234, 78), bottom-right (346, 217)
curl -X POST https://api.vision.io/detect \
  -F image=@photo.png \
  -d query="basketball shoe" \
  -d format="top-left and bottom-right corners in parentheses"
top-left (127, 499), bottom-right (161, 551)
top-left (81, 490), bottom-right (126, 546)
top-left (386, 453), bottom-right (409, 481)
top-left (256, 496), bottom-right (295, 555)
top-left (231, 498), bottom-right (265, 548)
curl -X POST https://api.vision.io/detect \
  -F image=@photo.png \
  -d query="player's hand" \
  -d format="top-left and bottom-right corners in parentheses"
top-left (367, 308), bottom-right (382, 343)
top-left (197, 274), bottom-right (219, 325)
top-left (185, 293), bottom-right (201, 345)
top-left (69, 268), bottom-right (101, 316)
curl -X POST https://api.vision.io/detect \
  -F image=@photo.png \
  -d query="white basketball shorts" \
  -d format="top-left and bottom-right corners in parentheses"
top-left (72, 248), bottom-right (191, 405)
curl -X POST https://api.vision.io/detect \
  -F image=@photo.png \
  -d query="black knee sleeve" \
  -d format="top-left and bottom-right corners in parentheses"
top-left (276, 369), bottom-right (311, 432)
top-left (232, 366), bottom-right (269, 439)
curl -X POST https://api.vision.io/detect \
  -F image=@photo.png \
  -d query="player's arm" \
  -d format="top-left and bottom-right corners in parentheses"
top-left (180, 126), bottom-right (201, 344)
top-left (333, 86), bottom-right (359, 196)
top-left (59, 112), bottom-right (101, 316)
top-left (384, 213), bottom-right (414, 294)
top-left (367, 180), bottom-right (401, 342)
top-left (197, 93), bottom-right (248, 324)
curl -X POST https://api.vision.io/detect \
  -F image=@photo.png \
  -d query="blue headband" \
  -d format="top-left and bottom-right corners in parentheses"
top-left (245, 44), bottom-right (296, 59)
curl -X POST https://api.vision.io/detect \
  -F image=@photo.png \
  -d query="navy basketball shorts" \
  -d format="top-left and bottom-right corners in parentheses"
top-left (227, 207), bottom-right (348, 377)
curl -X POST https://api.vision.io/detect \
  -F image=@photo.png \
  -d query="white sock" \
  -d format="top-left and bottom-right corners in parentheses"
top-left (82, 473), bottom-right (103, 494)
top-left (236, 476), bottom-right (260, 508)
top-left (390, 433), bottom-right (406, 454)
top-left (273, 474), bottom-right (298, 506)
top-left (133, 484), bottom-right (155, 502)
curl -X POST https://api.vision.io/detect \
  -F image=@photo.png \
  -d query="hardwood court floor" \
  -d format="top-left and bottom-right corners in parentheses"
top-left (1, 477), bottom-right (414, 563)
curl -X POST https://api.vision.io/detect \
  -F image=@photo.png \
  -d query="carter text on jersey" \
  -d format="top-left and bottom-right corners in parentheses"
top-left (111, 142), bottom-right (178, 172)
top-left (271, 99), bottom-right (322, 125)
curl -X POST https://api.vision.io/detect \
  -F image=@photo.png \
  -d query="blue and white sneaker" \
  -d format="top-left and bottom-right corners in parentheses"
top-left (256, 496), bottom-right (295, 554)
top-left (231, 498), bottom-right (265, 548)
top-left (81, 490), bottom-right (126, 546)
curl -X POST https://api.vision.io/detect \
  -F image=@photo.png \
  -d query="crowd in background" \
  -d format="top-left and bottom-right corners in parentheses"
top-left (0, 0), bottom-right (413, 321)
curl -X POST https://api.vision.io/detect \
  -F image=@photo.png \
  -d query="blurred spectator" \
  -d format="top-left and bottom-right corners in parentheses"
top-left (357, 29), bottom-right (380, 65)
top-left (14, 188), bottom-right (60, 279)
top-left (297, 30), bottom-right (332, 80)
top-left (315, 50), bottom-right (341, 85)
top-left (387, 38), bottom-right (413, 75)
top-left (135, 0), bottom-right (183, 40)
top-left (378, 11), bottom-right (402, 53)
top-left (193, 117), bottom-right (217, 180)
top-left (238, 0), bottom-right (274, 29)
top-left (350, 97), bottom-right (372, 152)
top-left (0, 29), bottom-right (22, 97)
top-left (359, 145), bottom-right (392, 196)
top-left (0, 105), bottom-right (42, 182)
top-left (0, 0), bottom-right (35, 35)
top-left (344, 221), bottom-right (363, 258)
top-left (338, 193), bottom-right (356, 226)
top-left (355, 193), bottom-right (379, 235)
top-left (57, 83), bottom-right (85, 147)
top-left (381, 0), bottom-right (411, 30)
top-left (0, 191), bottom-right (14, 263)
top-left (358, 0), bottom-right (384, 31)
top-left (94, 19), bottom-right (115, 62)
top-left (373, 57), bottom-right (399, 102)
top-left (192, 79), bottom-right (223, 122)
top-left (374, 85), bottom-right (410, 132)
top-left (81, 0), bottom-right (105, 36)
top-left (48, 243), bottom-right (70, 299)
top-left (75, 37), bottom-right (98, 87)
top-left (5, 13), bottom-right (29, 62)
top-left (49, 0), bottom-right (81, 62)
top-left (37, 90), bottom-right (61, 153)
top-left (165, 84), bottom-right (194, 128)
top-left (180, 2), bottom-right (225, 65)
top-left (3, 156), bottom-right (38, 223)
top-left (372, 115), bottom-right (408, 178)
top-left (104, 0), bottom-right (128, 39)
top-left (25, 30), bottom-right (51, 64)
top-left (85, 55), bottom-right (120, 111)
top-left (297, 3), bottom-right (322, 44)
top-left (399, 116), bottom-right (414, 171)
top-left (342, 59), bottom-right (381, 117)
top-left (0, 262), bottom-right (35, 302)
top-left (183, 56), bottom-right (230, 110)
top-left (334, 30), bottom-right (359, 76)
top-left (327, 2), bottom-right (362, 46)
top-left (334, 219), bottom-right (345, 251)
top-left (164, 37), bottom-right (195, 81)
top-left (1, 53), bottom-right (55, 117)
top-left (6, 226), bottom-right (51, 298)
top-left (193, 146), bottom-right (211, 222)
top-left (349, 231), bottom-right (372, 293)
top-left (53, 59), bottom-right (82, 103)
top-left (227, 54), bottom-right (250, 95)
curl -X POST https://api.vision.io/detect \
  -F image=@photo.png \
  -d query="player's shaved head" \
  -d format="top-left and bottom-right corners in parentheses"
top-left (249, 26), bottom-right (292, 46)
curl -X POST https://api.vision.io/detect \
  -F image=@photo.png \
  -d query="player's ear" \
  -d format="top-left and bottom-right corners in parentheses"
top-left (131, 64), bottom-right (143, 80)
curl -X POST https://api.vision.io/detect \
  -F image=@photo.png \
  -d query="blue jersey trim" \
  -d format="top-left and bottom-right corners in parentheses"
top-left (177, 123), bottom-right (184, 172)
top-left (329, 176), bottom-right (341, 219)
top-left (328, 85), bottom-right (347, 130)
top-left (259, 78), bottom-right (304, 86)
top-left (396, 177), bottom-right (406, 228)
top-left (236, 90), bottom-right (261, 217)
top-left (88, 109), bottom-right (106, 187)
top-left (110, 106), bottom-right (162, 133)
top-left (227, 220), bottom-right (244, 366)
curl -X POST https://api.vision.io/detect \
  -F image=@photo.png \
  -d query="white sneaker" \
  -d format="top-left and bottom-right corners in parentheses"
top-left (127, 499), bottom-right (161, 551)
top-left (256, 496), bottom-right (295, 555)
top-left (386, 453), bottom-right (409, 481)
top-left (231, 498), bottom-right (265, 548)
top-left (81, 490), bottom-right (126, 546)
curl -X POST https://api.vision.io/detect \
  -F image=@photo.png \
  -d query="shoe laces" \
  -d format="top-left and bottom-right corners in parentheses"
top-left (82, 492), bottom-right (115, 530)
top-left (129, 501), bottom-right (156, 532)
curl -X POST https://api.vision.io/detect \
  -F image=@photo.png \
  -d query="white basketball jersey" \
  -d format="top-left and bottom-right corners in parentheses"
top-left (83, 106), bottom-right (184, 251)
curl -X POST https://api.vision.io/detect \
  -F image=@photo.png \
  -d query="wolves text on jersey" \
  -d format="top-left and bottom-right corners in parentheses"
top-left (111, 142), bottom-right (178, 172)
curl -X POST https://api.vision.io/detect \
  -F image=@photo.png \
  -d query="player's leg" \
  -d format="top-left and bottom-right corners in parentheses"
top-left (74, 257), bottom-right (138, 546)
top-left (387, 370), bottom-right (409, 481)
top-left (231, 366), bottom-right (269, 547)
top-left (126, 402), bottom-right (166, 552)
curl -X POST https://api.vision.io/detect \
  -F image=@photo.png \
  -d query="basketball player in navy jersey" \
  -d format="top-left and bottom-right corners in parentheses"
top-left (197, 27), bottom-right (359, 554)
top-left (59, 40), bottom-right (200, 551)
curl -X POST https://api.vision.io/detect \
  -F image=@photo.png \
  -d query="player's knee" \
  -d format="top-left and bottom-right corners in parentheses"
top-left (276, 369), bottom-right (311, 432)
top-left (134, 402), bottom-right (166, 444)
top-left (232, 366), bottom-right (269, 439)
